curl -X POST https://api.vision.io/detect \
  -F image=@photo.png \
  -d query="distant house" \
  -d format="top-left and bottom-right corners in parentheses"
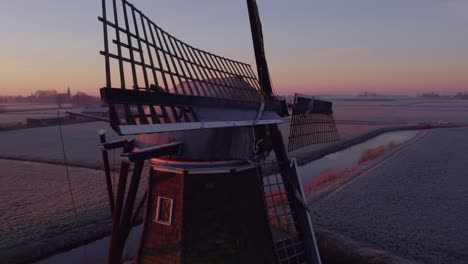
top-left (81, 107), bottom-right (109, 117)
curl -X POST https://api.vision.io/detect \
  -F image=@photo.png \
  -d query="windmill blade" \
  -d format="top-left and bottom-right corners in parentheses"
top-left (288, 93), bottom-right (340, 152)
top-left (247, 1), bottom-right (322, 263)
top-left (246, 0), bottom-right (274, 98)
top-left (246, 0), bottom-right (339, 152)
top-left (99, 0), bottom-right (265, 135)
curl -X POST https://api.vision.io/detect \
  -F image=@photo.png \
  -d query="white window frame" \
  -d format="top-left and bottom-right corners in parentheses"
top-left (154, 196), bottom-right (174, 226)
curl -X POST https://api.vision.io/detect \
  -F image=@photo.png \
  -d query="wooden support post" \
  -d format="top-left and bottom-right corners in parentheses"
top-left (289, 159), bottom-right (322, 264)
top-left (130, 191), bottom-right (147, 232)
top-left (120, 160), bottom-right (144, 243)
top-left (107, 138), bottom-right (133, 264)
top-left (98, 130), bottom-right (115, 215)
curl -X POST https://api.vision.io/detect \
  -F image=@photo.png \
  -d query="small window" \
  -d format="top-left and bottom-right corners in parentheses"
top-left (155, 196), bottom-right (174, 225)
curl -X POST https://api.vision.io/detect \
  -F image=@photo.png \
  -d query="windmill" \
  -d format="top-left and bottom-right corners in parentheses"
top-left (97, 0), bottom-right (339, 263)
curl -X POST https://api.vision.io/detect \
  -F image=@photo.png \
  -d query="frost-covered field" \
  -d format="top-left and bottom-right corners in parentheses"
top-left (0, 104), bottom-right (71, 112)
top-left (0, 104), bottom-right (77, 125)
top-left (330, 98), bottom-right (468, 124)
top-left (1, 98), bottom-right (468, 262)
top-left (0, 122), bottom-right (121, 168)
top-left (310, 127), bottom-right (468, 264)
top-left (0, 159), bottom-right (146, 263)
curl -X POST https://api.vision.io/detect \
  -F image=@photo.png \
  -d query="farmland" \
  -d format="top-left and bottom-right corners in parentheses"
top-left (0, 121), bottom-right (120, 168)
top-left (1, 97), bottom-right (468, 263)
top-left (309, 127), bottom-right (468, 264)
top-left (0, 104), bottom-right (77, 127)
top-left (329, 97), bottom-right (468, 124)
top-left (0, 159), bottom-right (146, 263)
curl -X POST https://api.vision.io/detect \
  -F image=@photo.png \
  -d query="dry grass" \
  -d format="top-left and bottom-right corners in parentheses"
top-left (303, 140), bottom-right (407, 197)
top-left (358, 141), bottom-right (397, 164)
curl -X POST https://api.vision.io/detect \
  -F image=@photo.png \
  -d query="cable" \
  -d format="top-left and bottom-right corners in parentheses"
top-left (57, 110), bottom-right (78, 217)
top-left (250, 127), bottom-right (270, 166)
top-left (57, 110), bottom-right (88, 260)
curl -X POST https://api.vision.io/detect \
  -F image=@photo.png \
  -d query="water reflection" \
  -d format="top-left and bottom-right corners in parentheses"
top-left (299, 130), bottom-right (421, 190)
top-left (36, 226), bottom-right (141, 264)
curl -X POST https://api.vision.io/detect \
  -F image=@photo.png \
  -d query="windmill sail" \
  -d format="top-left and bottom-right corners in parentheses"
top-left (288, 93), bottom-right (340, 152)
top-left (99, 0), bottom-right (284, 135)
top-left (246, 1), bottom-right (322, 263)
top-left (245, 0), bottom-right (339, 153)
top-left (246, 0), bottom-right (274, 97)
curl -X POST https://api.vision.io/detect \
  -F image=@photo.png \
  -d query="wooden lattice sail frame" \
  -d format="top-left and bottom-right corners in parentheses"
top-left (288, 93), bottom-right (340, 152)
top-left (98, 0), bottom-right (291, 136)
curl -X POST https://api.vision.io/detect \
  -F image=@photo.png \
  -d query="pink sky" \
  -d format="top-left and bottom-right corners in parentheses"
top-left (1, 0), bottom-right (467, 96)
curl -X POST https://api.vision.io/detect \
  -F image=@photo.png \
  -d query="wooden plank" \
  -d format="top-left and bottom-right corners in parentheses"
top-left (118, 118), bottom-right (282, 135)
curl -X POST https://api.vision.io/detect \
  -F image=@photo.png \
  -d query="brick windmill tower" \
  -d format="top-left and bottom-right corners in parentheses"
top-left (96, 0), bottom-right (339, 263)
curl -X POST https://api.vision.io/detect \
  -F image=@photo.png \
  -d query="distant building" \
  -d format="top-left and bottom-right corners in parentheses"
top-left (67, 86), bottom-right (71, 98)
top-left (58, 85), bottom-right (72, 101)
top-left (30, 89), bottom-right (66, 105)
top-left (421, 92), bottom-right (441, 98)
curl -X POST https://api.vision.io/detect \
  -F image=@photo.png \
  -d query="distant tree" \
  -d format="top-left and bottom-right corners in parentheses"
top-left (455, 92), bottom-right (468, 100)
top-left (71, 91), bottom-right (100, 106)
top-left (34, 90), bottom-right (58, 98)
top-left (15, 95), bottom-right (25, 103)
top-left (56, 94), bottom-right (65, 109)
top-left (33, 90), bottom-right (58, 104)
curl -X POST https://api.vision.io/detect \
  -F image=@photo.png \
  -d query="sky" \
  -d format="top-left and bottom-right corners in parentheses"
top-left (0, 0), bottom-right (467, 96)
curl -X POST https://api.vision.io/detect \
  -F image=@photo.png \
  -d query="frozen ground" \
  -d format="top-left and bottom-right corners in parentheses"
top-left (299, 129), bottom-right (422, 198)
top-left (0, 105), bottom-right (77, 125)
top-left (0, 104), bottom-right (72, 111)
top-left (2, 98), bottom-right (468, 262)
top-left (0, 121), bottom-right (121, 168)
top-left (330, 98), bottom-right (468, 124)
top-left (310, 127), bottom-right (468, 264)
top-left (0, 159), bottom-right (146, 263)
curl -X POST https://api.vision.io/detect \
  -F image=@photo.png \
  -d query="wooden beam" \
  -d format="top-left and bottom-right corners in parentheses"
top-left (100, 87), bottom-right (283, 112)
top-left (121, 141), bottom-right (183, 162)
top-left (118, 119), bottom-right (283, 135)
top-left (98, 131), bottom-right (115, 214)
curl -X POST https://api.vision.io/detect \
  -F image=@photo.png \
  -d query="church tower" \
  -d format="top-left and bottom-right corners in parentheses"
top-left (66, 85), bottom-right (71, 99)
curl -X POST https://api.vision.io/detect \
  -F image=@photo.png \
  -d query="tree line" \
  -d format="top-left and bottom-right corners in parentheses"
top-left (0, 90), bottom-right (102, 107)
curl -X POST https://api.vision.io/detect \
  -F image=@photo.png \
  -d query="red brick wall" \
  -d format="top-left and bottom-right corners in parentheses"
top-left (140, 170), bottom-right (184, 263)
top-left (139, 168), bottom-right (276, 263)
top-left (182, 169), bottom-right (276, 263)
